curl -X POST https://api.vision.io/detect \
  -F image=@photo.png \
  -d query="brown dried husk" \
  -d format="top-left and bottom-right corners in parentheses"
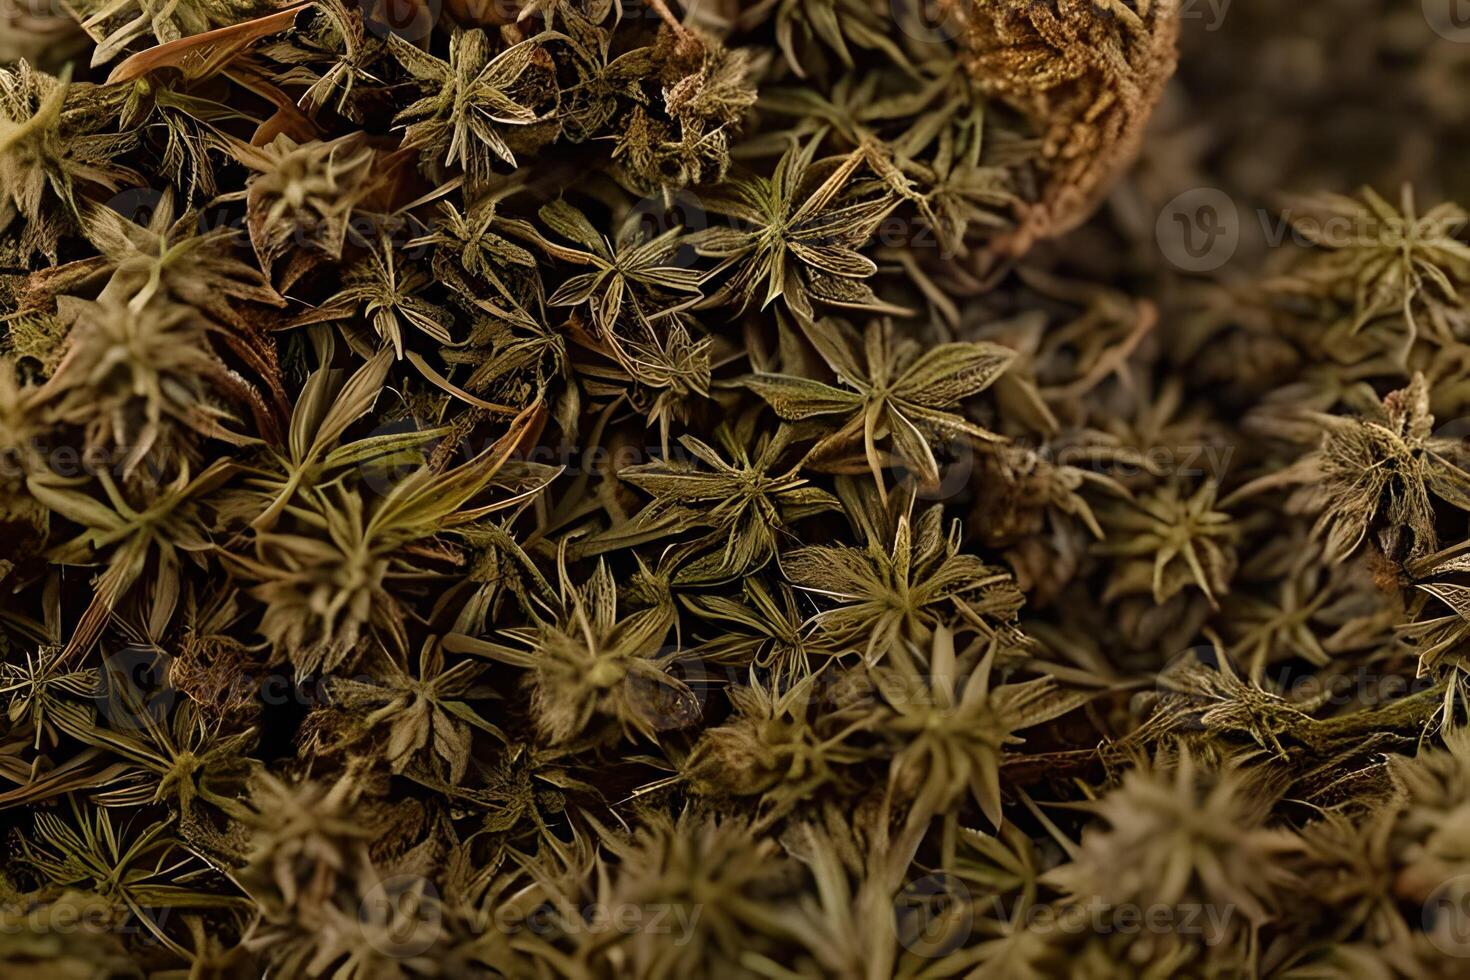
top-left (943, 0), bottom-right (1181, 253)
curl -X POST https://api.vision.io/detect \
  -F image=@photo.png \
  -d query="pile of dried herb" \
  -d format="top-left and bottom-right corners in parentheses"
top-left (4, 0), bottom-right (1470, 976)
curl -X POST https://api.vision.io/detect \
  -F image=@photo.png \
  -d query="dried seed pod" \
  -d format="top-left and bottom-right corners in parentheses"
top-left (944, 0), bottom-right (1181, 252)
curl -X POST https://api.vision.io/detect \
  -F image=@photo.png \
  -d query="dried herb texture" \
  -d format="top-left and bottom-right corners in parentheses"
top-left (3, 2), bottom-right (1470, 978)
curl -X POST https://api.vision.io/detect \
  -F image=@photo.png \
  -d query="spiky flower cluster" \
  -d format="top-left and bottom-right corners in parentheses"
top-left (4, 1), bottom-right (1470, 977)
